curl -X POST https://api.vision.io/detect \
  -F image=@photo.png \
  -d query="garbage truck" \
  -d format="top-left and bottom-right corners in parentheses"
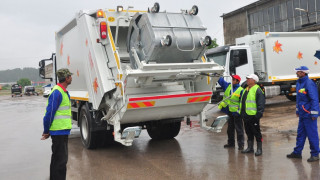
top-left (39, 3), bottom-right (225, 149)
top-left (206, 31), bottom-right (320, 102)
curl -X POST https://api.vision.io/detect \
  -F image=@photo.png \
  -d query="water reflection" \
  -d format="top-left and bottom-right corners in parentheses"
top-left (291, 159), bottom-right (307, 180)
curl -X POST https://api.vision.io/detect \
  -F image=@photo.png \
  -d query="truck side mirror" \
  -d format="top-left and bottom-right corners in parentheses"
top-left (39, 60), bottom-right (46, 78)
top-left (39, 60), bottom-right (45, 68)
top-left (39, 68), bottom-right (45, 78)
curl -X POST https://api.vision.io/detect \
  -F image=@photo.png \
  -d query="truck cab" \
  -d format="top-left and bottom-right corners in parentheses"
top-left (206, 45), bottom-right (254, 102)
top-left (206, 45), bottom-right (254, 84)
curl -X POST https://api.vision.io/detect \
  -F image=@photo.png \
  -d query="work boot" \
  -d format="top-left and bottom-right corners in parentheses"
top-left (307, 156), bottom-right (319, 162)
top-left (255, 142), bottom-right (262, 156)
top-left (224, 143), bottom-right (235, 148)
top-left (241, 141), bottom-right (254, 153)
top-left (286, 152), bottom-right (302, 159)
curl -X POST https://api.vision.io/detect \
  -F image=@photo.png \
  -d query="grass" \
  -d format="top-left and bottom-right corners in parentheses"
top-left (0, 89), bottom-right (11, 96)
top-left (0, 87), bottom-right (43, 96)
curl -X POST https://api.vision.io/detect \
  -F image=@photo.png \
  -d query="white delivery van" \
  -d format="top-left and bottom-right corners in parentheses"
top-left (206, 31), bottom-right (320, 102)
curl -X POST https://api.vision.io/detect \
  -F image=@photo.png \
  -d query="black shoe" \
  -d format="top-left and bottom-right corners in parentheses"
top-left (307, 156), bottom-right (319, 162)
top-left (286, 152), bottom-right (302, 159)
top-left (241, 148), bottom-right (254, 153)
top-left (238, 145), bottom-right (244, 151)
top-left (241, 141), bottom-right (254, 153)
top-left (255, 142), bottom-right (262, 156)
top-left (224, 144), bottom-right (235, 148)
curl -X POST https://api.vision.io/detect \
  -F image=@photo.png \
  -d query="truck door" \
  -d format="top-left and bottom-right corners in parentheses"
top-left (229, 49), bottom-right (253, 84)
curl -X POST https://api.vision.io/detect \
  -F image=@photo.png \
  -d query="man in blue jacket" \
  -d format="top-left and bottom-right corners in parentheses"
top-left (287, 66), bottom-right (320, 162)
top-left (218, 75), bottom-right (244, 150)
top-left (41, 68), bottom-right (73, 179)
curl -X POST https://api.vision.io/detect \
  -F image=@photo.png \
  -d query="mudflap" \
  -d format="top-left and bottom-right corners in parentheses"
top-left (200, 111), bottom-right (228, 132)
top-left (210, 115), bottom-right (228, 132)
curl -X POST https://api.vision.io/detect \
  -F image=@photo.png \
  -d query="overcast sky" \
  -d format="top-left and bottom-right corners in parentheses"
top-left (0, 0), bottom-right (256, 70)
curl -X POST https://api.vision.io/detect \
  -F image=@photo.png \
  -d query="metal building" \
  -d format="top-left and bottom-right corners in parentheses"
top-left (222, 0), bottom-right (320, 45)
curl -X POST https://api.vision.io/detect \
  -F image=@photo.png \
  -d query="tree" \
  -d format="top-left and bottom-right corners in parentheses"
top-left (17, 78), bottom-right (31, 87)
top-left (207, 38), bottom-right (219, 49)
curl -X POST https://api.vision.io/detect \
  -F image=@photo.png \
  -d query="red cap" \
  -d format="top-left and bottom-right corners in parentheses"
top-left (232, 75), bottom-right (241, 81)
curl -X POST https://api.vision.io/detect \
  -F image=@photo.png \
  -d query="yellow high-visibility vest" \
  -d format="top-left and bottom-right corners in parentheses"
top-left (220, 84), bottom-right (243, 112)
top-left (238, 84), bottom-right (263, 115)
top-left (47, 85), bottom-right (72, 131)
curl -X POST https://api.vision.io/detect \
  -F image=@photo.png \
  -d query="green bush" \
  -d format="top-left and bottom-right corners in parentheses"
top-left (17, 78), bottom-right (31, 87)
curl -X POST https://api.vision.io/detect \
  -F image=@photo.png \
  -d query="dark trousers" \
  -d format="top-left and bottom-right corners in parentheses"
top-left (50, 135), bottom-right (69, 180)
top-left (243, 116), bottom-right (262, 142)
top-left (227, 114), bottom-right (244, 146)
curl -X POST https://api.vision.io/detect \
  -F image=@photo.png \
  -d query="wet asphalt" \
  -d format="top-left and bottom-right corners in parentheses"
top-left (0, 95), bottom-right (319, 180)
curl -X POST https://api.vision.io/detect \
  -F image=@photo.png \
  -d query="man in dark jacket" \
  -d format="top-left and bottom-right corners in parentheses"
top-left (239, 74), bottom-right (265, 156)
top-left (218, 75), bottom-right (244, 150)
top-left (287, 66), bottom-right (320, 162)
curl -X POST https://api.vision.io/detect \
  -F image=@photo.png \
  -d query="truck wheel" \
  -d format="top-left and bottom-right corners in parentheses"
top-left (95, 110), bottom-right (114, 147)
top-left (285, 94), bottom-right (296, 101)
top-left (147, 121), bottom-right (181, 140)
top-left (165, 121), bottom-right (181, 138)
top-left (79, 104), bottom-right (98, 149)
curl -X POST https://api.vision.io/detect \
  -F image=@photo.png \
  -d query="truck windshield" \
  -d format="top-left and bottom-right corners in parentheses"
top-left (206, 52), bottom-right (227, 66)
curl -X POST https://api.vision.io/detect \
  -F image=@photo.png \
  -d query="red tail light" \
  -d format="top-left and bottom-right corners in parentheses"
top-left (100, 22), bottom-right (107, 39)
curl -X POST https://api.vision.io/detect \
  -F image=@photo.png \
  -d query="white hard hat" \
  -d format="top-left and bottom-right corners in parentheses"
top-left (246, 74), bottom-right (259, 83)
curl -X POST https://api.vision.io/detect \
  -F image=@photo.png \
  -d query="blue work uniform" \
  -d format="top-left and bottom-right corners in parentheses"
top-left (294, 75), bottom-right (320, 157)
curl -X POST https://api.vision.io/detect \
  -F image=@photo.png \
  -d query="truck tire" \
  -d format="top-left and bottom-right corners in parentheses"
top-left (285, 94), bottom-right (296, 101)
top-left (95, 110), bottom-right (115, 147)
top-left (147, 121), bottom-right (181, 140)
top-left (79, 104), bottom-right (98, 149)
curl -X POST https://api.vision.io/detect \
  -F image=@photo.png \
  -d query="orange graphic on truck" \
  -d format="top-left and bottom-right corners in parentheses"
top-left (93, 78), bottom-right (99, 93)
top-left (89, 51), bottom-right (94, 69)
top-left (297, 51), bottom-right (303, 60)
top-left (273, 40), bottom-right (282, 54)
top-left (60, 42), bottom-right (63, 56)
top-left (67, 55), bottom-right (70, 65)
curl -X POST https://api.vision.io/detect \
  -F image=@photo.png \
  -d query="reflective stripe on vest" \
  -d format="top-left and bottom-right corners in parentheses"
top-left (238, 84), bottom-right (263, 115)
top-left (47, 85), bottom-right (72, 131)
top-left (57, 106), bottom-right (71, 111)
top-left (222, 84), bottom-right (243, 112)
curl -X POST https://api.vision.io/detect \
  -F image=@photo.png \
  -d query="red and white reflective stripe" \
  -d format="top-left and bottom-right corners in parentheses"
top-left (128, 92), bottom-right (212, 102)
top-left (187, 96), bottom-right (211, 103)
top-left (127, 101), bottom-right (155, 109)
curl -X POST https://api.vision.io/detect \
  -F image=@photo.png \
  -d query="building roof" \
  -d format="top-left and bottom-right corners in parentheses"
top-left (221, 0), bottom-right (269, 18)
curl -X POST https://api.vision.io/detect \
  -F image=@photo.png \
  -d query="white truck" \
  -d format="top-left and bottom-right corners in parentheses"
top-left (206, 31), bottom-right (320, 102)
top-left (39, 3), bottom-right (225, 149)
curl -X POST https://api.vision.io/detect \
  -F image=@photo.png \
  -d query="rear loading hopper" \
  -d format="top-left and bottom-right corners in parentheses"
top-left (107, 5), bottom-right (224, 146)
